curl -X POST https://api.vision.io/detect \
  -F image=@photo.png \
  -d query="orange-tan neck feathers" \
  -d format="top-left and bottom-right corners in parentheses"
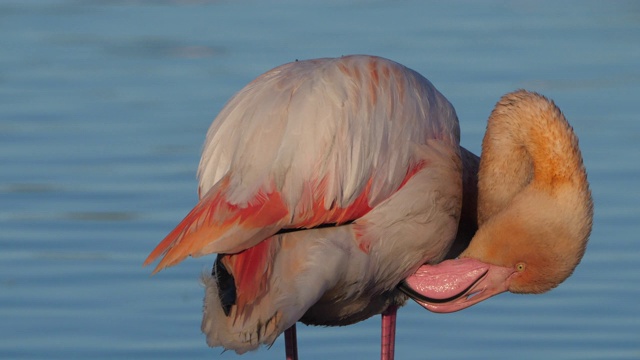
top-left (462, 90), bottom-right (593, 293)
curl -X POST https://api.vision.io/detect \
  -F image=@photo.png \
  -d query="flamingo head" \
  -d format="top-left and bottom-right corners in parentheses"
top-left (400, 186), bottom-right (592, 313)
top-left (399, 91), bottom-right (593, 313)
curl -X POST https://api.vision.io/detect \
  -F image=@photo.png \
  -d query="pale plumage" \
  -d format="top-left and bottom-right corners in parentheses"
top-left (145, 56), bottom-right (462, 273)
top-left (145, 55), bottom-right (593, 360)
top-left (146, 55), bottom-right (471, 355)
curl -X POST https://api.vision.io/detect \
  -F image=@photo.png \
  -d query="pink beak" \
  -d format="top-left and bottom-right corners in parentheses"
top-left (399, 258), bottom-right (516, 313)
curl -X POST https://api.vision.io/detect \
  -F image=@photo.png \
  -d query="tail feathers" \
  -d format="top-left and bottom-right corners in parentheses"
top-left (201, 271), bottom-right (286, 354)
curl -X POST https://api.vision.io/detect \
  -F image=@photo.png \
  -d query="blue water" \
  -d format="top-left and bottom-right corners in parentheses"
top-left (1, 1), bottom-right (639, 359)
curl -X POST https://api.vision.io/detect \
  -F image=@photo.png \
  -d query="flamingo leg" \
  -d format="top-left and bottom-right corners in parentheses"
top-left (381, 305), bottom-right (397, 360)
top-left (284, 324), bottom-right (299, 360)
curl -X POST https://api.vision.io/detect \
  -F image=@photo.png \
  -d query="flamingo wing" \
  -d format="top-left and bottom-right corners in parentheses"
top-left (144, 55), bottom-right (460, 274)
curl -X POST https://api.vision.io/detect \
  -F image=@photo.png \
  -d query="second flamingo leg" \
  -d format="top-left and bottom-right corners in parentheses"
top-left (284, 324), bottom-right (299, 360)
top-left (381, 305), bottom-right (398, 360)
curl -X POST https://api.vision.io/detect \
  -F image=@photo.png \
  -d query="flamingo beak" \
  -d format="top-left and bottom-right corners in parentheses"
top-left (399, 258), bottom-right (516, 313)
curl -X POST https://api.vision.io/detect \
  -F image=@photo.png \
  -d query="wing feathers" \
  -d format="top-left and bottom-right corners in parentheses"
top-left (220, 237), bottom-right (278, 319)
top-left (147, 55), bottom-right (461, 273)
top-left (144, 166), bottom-right (424, 273)
top-left (144, 177), bottom-right (289, 274)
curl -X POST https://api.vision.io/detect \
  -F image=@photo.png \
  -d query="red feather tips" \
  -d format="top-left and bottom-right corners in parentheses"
top-left (145, 158), bottom-right (428, 275)
top-left (143, 178), bottom-right (289, 274)
top-left (220, 238), bottom-right (278, 319)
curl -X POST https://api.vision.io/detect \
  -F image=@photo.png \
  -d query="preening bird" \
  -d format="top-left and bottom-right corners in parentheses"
top-left (144, 55), bottom-right (593, 360)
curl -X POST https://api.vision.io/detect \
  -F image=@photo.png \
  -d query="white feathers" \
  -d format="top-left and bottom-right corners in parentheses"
top-left (196, 56), bottom-right (460, 215)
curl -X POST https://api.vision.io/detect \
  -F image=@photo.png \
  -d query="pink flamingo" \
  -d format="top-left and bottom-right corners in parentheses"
top-left (144, 55), bottom-right (593, 359)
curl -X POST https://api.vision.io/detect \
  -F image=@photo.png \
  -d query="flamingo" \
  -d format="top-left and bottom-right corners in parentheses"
top-left (144, 55), bottom-right (593, 360)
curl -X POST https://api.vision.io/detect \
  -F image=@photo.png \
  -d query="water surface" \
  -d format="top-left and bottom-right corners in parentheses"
top-left (1, 1), bottom-right (639, 359)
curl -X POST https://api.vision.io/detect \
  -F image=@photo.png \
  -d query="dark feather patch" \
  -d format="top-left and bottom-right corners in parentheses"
top-left (213, 254), bottom-right (236, 317)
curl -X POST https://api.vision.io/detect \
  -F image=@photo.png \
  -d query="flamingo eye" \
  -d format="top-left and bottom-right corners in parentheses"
top-left (516, 263), bottom-right (526, 272)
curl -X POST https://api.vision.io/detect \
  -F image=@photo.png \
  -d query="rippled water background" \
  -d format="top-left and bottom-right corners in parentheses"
top-left (1, 1), bottom-right (639, 359)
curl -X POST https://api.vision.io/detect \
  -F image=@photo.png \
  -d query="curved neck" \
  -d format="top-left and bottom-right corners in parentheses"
top-left (460, 90), bottom-right (592, 293)
top-left (477, 91), bottom-right (591, 225)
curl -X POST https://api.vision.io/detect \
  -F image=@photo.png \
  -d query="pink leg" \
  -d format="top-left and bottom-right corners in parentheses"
top-left (381, 305), bottom-right (397, 360)
top-left (285, 324), bottom-right (299, 360)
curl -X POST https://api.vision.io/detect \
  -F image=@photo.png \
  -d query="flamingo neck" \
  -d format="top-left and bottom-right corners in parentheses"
top-left (461, 91), bottom-right (593, 293)
top-left (476, 90), bottom-right (590, 225)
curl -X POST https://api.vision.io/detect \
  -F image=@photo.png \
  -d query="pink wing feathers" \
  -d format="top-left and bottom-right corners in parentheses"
top-left (143, 176), bottom-right (289, 273)
top-left (144, 55), bottom-right (460, 276)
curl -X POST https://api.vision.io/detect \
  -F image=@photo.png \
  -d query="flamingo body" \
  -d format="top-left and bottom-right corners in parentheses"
top-left (145, 55), bottom-right (475, 353)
